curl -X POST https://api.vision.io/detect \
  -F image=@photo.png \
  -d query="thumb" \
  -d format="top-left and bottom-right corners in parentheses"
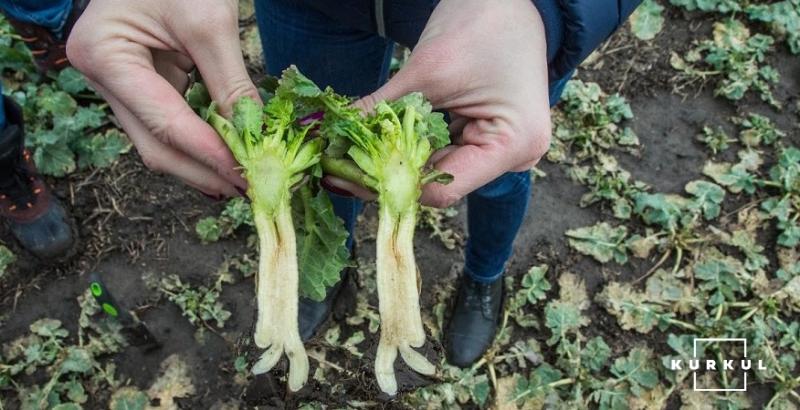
top-left (353, 68), bottom-right (421, 112)
top-left (183, 17), bottom-right (261, 114)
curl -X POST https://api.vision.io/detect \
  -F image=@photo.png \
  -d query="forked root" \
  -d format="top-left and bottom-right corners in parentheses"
top-left (251, 203), bottom-right (309, 391)
top-left (375, 207), bottom-right (435, 395)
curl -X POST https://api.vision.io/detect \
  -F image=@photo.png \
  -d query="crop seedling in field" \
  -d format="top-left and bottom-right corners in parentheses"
top-left (671, 19), bottom-right (780, 107)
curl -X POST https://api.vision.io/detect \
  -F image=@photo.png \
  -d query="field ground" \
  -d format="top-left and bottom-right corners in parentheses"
top-left (1, 2), bottom-right (799, 409)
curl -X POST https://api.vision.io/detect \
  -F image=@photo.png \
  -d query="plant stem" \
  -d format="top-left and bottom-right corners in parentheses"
top-left (320, 156), bottom-right (377, 190)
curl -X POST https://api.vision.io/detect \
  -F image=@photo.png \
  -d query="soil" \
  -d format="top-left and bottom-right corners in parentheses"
top-left (2, 12), bottom-right (799, 410)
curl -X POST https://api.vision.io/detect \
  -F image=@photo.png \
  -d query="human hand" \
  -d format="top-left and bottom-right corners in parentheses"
top-left (66, 0), bottom-right (259, 198)
top-left (324, 0), bottom-right (551, 208)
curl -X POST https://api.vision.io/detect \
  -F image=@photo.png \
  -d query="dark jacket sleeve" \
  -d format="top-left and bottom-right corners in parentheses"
top-left (548, 0), bottom-right (643, 80)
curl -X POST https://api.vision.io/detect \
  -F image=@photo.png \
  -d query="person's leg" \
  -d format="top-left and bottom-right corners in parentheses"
top-left (0, 0), bottom-right (73, 34)
top-left (0, 82), bottom-right (5, 130)
top-left (464, 171), bottom-right (532, 283)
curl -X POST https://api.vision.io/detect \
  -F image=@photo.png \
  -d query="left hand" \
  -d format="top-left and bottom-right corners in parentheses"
top-left (324, 0), bottom-right (552, 208)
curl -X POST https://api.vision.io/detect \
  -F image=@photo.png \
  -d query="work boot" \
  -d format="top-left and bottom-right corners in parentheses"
top-left (6, 0), bottom-right (90, 72)
top-left (444, 274), bottom-right (504, 367)
top-left (0, 97), bottom-right (75, 259)
top-left (298, 244), bottom-right (356, 342)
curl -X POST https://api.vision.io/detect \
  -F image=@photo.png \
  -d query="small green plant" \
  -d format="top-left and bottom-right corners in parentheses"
top-left (0, 243), bottom-right (15, 280)
top-left (0, 291), bottom-right (126, 410)
top-left (548, 80), bottom-right (639, 162)
top-left (195, 197), bottom-right (254, 243)
top-left (697, 125), bottom-right (735, 154)
top-left (158, 273), bottom-right (232, 330)
top-left (671, 19), bottom-right (780, 107)
top-left (630, 0), bottom-right (666, 40)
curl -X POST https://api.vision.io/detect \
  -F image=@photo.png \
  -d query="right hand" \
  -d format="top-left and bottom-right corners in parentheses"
top-left (67, 0), bottom-right (258, 198)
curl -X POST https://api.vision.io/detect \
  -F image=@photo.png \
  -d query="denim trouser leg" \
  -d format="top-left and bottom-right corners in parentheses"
top-left (464, 172), bottom-right (532, 283)
top-left (0, 0), bottom-right (73, 33)
top-left (0, 82), bottom-right (5, 130)
top-left (255, 0), bottom-right (395, 249)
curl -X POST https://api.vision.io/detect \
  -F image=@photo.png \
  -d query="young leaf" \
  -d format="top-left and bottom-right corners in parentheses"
top-left (693, 255), bottom-right (745, 306)
top-left (518, 264), bottom-right (551, 304)
top-left (685, 180), bottom-right (725, 220)
top-left (294, 188), bottom-right (350, 302)
top-left (0, 244), bottom-right (15, 279)
top-left (565, 222), bottom-right (629, 264)
top-left (609, 347), bottom-right (659, 396)
top-left (582, 336), bottom-right (612, 372)
top-left (630, 0), bottom-right (665, 40)
top-left (56, 67), bottom-right (89, 95)
top-left (544, 300), bottom-right (589, 345)
top-left (597, 282), bottom-right (672, 333)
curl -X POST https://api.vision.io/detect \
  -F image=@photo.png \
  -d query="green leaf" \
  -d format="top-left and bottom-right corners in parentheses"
top-left (610, 347), bottom-right (659, 395)
top-left (74, 129), bottom-right (132, 169)
top-left (519, 264), bottom-right (551, 304)
top-left (694, 256), bottom-right (745, 306)
top-left (597, 282), bottom-right (672, 333)
top-left (56, 67), bottom-right (89, 95)
top-left (512, 363), bottom-right (564, 405)
top-left (294, 188), bottom-right (350, 302)
top-left (276, 65), bottom-right (324, 98)
top-left (630, 0), bottom-right (665, 40)
top-left (33, 142), bottom-right (76, 177)
top-left (685, 180), bottom-right (725, 220)
top-left (109, 387), bottom-right (148, 410)
top-left (544, 300), bottom-right (588, 345)
top-left (633, 193), bottom-right (688, 231)
top-left (0, 243), bottom-right (15, 279)
top-left (195, 217), bottom-right (222, 243)
top-left (565, 222), bottom-right (629, 264)
top-left (186, 82), bottom-right (211, 116)
top-left (221, 197), bottom-right (255, 228)
top-left (29, 318), bottom-right (68, 338)
top-left (232, 96), bottom-right (264, 138)
top-left (59, 347), bottom-right (94, 374)
top-left (52, 404), bottom-right (82, 410)
top-left (582, 336), bottom-right (612, 372)
top-left (735, 112), bottom-right (785, 146)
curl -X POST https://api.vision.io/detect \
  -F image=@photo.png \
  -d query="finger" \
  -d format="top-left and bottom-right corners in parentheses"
top-left (420, 120), bottom-right (518, 208)
top-left (92, 80), bottom-right (241, 198)
top-left (91, 45), bottom-right (246, 189)
top-left (151, 50), bottom-right (193, 93)
top-left (180, 10), bottom-right (261, 114)
top-left (419, 144), bottom-right (507, 208)
top-left (448, 113), bottom-right (468, 139)
top-left (322, 176), bottom-right (378, 201)
top-left (352, 62), bottom-right (427, 113)
top-left (427, 144), bottom-right (458, 166)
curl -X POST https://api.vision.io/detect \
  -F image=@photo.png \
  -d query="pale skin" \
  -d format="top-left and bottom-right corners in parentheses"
top-left (66, 0), bottom-right (552, 208)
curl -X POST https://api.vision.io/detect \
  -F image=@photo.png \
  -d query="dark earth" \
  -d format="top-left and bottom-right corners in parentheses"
top-left (1, 9), bottom-right (799, 410)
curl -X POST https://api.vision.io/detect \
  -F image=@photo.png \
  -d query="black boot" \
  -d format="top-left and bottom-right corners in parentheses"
top-left (0, 97), bottom-right (75, 260)
top-left (444, 274), bottom-right (504, 367)
top-left (297, 245), bottom-right (355, 342)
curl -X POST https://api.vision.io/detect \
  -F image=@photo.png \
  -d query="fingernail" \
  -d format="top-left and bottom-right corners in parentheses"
top-left (321, 179), bottom-right (354, 197)
top-left (201, 192), bottom-right (223, 201)
top-left (236, 186), bottom-right (247, 197)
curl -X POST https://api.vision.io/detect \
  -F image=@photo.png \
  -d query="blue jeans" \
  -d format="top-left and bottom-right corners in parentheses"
top-left (0, 0), bottom-right (73, 128)
top-left (257, 0), bottom-right (569, 283)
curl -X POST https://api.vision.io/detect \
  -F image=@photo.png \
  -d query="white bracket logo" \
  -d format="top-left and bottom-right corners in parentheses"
top-left (693, 338), bottom-right (747, 392)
